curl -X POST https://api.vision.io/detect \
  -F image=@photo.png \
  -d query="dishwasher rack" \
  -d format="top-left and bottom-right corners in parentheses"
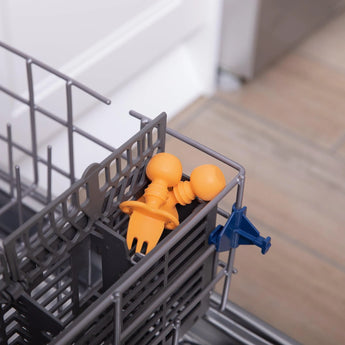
top-left (0, 41), bottom-right (298, 345)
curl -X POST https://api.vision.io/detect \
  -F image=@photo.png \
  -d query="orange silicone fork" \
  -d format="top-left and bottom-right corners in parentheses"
top-left (120, 153), bottom-right (182, 254)
top-left (120, 153), bottom-right (226, 254)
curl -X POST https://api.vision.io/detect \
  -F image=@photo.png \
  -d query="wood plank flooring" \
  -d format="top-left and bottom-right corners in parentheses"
top-left (167, 12), bottom-right (345, 345)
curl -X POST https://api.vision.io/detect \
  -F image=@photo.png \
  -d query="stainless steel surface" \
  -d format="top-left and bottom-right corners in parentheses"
top-left (182, 294), bottom-right (302, 345)
top-left (220, 0), bottom-right (345, 79)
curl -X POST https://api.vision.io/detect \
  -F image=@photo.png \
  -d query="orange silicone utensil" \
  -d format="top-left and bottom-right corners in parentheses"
top-left (120, 154), bottom-right (226, 254)
top-left (120, 153), bottom-right (182, 253)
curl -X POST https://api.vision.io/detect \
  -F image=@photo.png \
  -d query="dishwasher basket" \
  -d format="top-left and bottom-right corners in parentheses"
top-left (0, 41), bottom-right (288, 345)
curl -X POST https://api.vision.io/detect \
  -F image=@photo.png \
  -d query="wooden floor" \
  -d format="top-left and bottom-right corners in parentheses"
top-left (167, 13), bottom-right (345, 345)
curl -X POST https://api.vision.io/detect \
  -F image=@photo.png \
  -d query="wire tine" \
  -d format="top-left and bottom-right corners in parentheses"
top-left (26, 58), bottom-right (39, 184)
top-left (47, 145), bottom-right (52, 203)
top-left (113, 292), bottom-right (121, 345)
top-left (0, 40), bottom-right (111, 105)
top-left (220, 248), bottom-right (236, 311)
top-left (235, 175), bottom-right (245, 209)
top-left (66, 81), bottom-right (75, 185)
top-left (172, 319), bottom-right (181, 345)
top-left (15, 166), bottom-right (24, 226)
top-left (7, 124), bottom-right (14, 197)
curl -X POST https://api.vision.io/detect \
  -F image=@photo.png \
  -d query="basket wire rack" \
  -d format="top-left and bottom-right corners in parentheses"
top-left (0, 40), bottom-right (299, 345)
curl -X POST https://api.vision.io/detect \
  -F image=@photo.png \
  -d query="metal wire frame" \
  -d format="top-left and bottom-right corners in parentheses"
top-left (0, 40), bottom-right (112, 227)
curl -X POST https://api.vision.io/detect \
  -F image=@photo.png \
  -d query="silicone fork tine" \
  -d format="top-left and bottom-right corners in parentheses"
top-left (145, 241), bottom-right (156, 254)
top-left (129, 211), bottom-right (165, 253)
top-left (126, 232), bottom-right (135, 251)
top-left (136, 238), bottom-right (144, 254)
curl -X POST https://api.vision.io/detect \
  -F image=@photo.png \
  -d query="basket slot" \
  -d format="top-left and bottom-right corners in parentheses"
top-left (149, 331), bottom-right (173, 345)
top-left (72, 305), bottom-right (114, 345)
top-left (56, 301), bottom-right (73, 323)
top-left (87, 322), bottom-right (114, 345)
top-left (166, 268), bottom-right (203, 319)
top-left (171, 281), bottom-right (203, 323)
top-left (48, 290), bottom-right (74, 314)
top-left (179, 300), bottom-right (202, 330)
top-left (123, 273), bottom-right (165, 323)
top-left (167, 240), bottom-right (206, 283)
top-left (31, 262), bottom-right (70, 299)
top-left (122, 257), bottom-right (165, 307)
top-left (167, 226), bottom-right (207, 281)
top-left (109, 211), bottom-right (129, 235)
top-left (38, 278), bottom-right (72, 309)
top-left (167, 213), bottom-right (205, 257)
top-left (124, 306), bottom-right (164, 345)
